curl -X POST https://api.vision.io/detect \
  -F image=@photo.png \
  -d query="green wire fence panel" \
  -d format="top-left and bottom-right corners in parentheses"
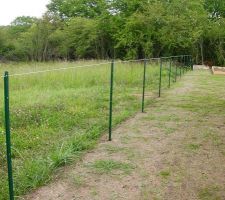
top-left (1, 55), bottom-right (192, 200)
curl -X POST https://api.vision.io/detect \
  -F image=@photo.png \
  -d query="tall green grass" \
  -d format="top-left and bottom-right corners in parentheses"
top-left (0, 60), bottom-right (177, 199)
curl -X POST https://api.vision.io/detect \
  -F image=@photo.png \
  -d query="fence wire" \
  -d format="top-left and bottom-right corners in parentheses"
top-left (0, 55), bottom-right (193, 200)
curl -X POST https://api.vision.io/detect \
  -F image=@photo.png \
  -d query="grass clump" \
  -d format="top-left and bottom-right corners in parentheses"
top-left (70, 174), bottom-right (86, 188)
top-left (198, 186), bottom-right (220, 200)
top-left (105, 145), bottom-right (126, 154)
top-left (164, 127), bottom-right (176, 135)
top-left (187, 143), bottom-right (201, 151)
top-left (159, 170), bottom-right (171, 179)
top-left (89, 159), bottom-right (134, 175)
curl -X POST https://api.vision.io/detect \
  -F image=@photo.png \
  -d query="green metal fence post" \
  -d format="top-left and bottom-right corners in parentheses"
top-left (159, 58), bottom-right (162, 97)
top-left (168, 58), bottom-right (172, 88)
top-left (4, 71), bottom-right (14, 200)
top-left (186, 55), bottom-right (188, 70)
top-left (186, 56), bottom-right (189, 72)
top-left (188, 55), bottom-right (190, 71)
top-left (108, 61), bottom-right (114, 141)
top-left (142, 59), bottom-right (147, 113)
top-left (189, 55), bottom-right (191, 70)
top-left (179, 57), bottom-right (182, 78)
top-left (175, 60), bottom-right (177, 82)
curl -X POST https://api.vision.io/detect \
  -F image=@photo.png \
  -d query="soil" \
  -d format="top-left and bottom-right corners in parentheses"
top-left (24, 70), bottom-right (225, 200)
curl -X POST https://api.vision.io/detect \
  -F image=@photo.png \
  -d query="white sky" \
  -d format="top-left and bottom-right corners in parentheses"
top-left (0, 0), bottom-right (50, 25)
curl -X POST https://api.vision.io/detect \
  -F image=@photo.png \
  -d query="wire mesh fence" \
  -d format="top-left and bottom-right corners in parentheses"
top-left (0, 55), bottom-right (192, 200)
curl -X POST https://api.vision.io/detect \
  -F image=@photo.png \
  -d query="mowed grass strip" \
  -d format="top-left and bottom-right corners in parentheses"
top-left (0, 60), bottom-right (179, 199)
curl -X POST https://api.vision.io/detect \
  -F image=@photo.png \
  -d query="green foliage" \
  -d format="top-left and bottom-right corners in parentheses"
top-left (65, 17), bottom-right (99, 58)
top-left (10, 16), bottom-right (38, 35)
top-left (47, 0), bottom-right (108, 18)
top-left (204, 0), bottom-right (225, 18)
top-left (0, 0), bottom-right (225, 65)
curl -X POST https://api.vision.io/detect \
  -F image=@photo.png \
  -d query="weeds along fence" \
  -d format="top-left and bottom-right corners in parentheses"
top-left (0, 55), bottom-right (193, 200)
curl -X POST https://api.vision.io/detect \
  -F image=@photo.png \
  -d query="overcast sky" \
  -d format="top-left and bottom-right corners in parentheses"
top-left (0, 0), bottom-right (50, 26)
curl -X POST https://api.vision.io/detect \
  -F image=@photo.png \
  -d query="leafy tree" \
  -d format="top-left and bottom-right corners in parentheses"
top-left (48, 28), bottom-right (68, 60)
top-left (64, 17), bottom-right (99, 59)
top-left (204, 0), bottom-right (225, 18)
top-left (9, 16), bottom-right (38, 36)
top-left (0, 0), bottom-right (224, 65)
top-left (47, 0), bottom-right (108, 18)
top-left (17, 17), bottom-right (54, 61)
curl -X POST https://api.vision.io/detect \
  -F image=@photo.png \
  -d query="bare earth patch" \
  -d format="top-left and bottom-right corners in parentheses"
top-left (24, 70), bottom-right (225, 200)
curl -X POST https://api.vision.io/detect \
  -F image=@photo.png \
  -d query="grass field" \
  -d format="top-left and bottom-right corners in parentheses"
top-left (0, 60), bottom-right (183, 199)
top-left (23, 69), bottom-right (225, 200)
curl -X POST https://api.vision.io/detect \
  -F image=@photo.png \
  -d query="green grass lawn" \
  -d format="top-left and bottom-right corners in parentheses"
top-left (0, 60), bottom-right (183, 199)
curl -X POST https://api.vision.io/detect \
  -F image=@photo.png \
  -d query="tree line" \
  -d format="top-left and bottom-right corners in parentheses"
top-left (0, 0), bottom-right (224, 65)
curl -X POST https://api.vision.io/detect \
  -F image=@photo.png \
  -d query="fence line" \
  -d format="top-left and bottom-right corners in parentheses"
top-left (2, 62), bottom-right (112, 78)
top-left (1, 56), bottom-right (184, 78)
top-left (2, 55), bottom-right (193, 200)
top-left (1, 59), bottom-right (148, 78)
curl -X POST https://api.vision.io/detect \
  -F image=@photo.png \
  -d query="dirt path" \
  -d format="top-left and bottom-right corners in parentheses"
top-left (25, 70), bottom-right (225, 200)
